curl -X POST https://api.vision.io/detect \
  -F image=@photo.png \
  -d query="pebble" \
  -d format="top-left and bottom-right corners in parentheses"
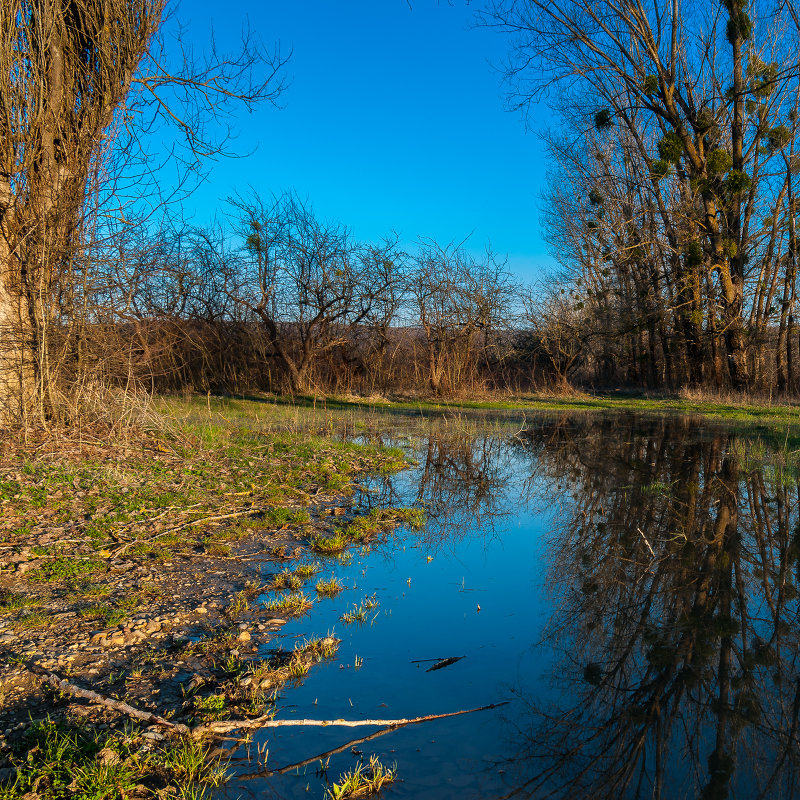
top-left (237, 630), bottom-right (251, 642)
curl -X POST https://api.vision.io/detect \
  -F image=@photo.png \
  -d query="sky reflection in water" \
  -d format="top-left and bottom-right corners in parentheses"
top-left (220, 411), bottom-right (800, 799)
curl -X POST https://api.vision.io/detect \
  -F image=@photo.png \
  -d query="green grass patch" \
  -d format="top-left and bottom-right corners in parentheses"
top-left (263, 591), bottom-right (313, 615)
top-left (326, 754), bottom-right (397, 799)
top-left (315, 576), bottom-right (344, 597)
top-left (0, 591), bottom-right (39, 615)
top-left (339, 594), bottom-right (379, 625)
top-left (27, 557), bottom-right (105, 583)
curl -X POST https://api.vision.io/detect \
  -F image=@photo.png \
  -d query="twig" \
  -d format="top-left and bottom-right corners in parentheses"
top-left (636, 526), bottom-right (656, 558)
top-left (30, 661), bottom-right (508, 751)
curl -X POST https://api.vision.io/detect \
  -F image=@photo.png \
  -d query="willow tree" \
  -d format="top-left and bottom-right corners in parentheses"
top-left (0, 1), bottom-right (285, 426)
top-left (0, 1), bottom-right (164, 424)
top-left (484, 0), bottom-right (800, 391)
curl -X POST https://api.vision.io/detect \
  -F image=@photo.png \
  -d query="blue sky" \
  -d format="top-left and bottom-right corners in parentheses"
top-left (171, 0), bottom-right (554, 280)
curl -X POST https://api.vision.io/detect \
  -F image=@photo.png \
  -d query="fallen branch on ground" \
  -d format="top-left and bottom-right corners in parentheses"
top-left (27, 662), bottom-right (191, 735)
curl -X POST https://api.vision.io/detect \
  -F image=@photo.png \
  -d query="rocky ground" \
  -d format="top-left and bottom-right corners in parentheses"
top-left (0, 407), bottom-right (416, 798)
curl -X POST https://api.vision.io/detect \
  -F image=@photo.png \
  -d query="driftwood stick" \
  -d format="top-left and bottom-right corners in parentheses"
top-left (247, 701), bottom-right (508, 777)
top-left (195, 701), bottom-right (510, 739)
top-left (29, 663), bottom-right (191, 736)
top-left (32, 661), bottom-right (509, 751)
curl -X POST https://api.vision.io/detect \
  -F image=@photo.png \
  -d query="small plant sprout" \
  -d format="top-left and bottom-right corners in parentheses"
top-left (354, 655), bottom-right (363, 669)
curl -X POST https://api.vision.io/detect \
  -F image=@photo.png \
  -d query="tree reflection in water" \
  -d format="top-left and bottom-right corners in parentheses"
top-left (504, 414), bottom-right (800, 800)
top-left (352, 417), bottom-right (527, 551)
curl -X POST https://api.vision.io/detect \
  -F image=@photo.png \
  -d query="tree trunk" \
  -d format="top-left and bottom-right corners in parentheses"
top-left (0, 239), bottom-right (36, 424)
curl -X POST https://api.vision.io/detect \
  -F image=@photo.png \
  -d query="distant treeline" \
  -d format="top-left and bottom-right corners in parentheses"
top-left (9, 0), bottom-right (800, 430)
top-left (65, 188), bottom-right (800, 398)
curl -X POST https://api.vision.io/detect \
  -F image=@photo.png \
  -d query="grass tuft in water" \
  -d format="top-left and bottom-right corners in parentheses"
top-left (326, 754), bottom-right (397, 798)
top-left (339, 594), bottom-right (379, 624)
top-left (315, 576), bottom-right (344, 597)
top-left (263, 592), bottom-right (313, 615)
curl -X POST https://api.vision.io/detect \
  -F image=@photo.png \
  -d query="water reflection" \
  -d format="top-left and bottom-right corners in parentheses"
top-left (359, 422), bottom-right (525, 551)
top-left (226, 411), bottom-right (800, 799)
top-left (505, 414), bottom-right (800, 799)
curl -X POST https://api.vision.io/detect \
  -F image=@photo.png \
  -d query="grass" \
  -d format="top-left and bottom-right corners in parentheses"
top-left (295, 562), bottom-right (321, 578)
top-left (338, 507), bottom-right (425, 542)
top-left (232, 636), bottom-right (340, 698)
top-left (0, 719), bottom-right (229, 800)
top-left (13, 609), bottom-right (52, 630)
top-left (78, 603), bottom-right (129, 626)
top-left (268, 568), bottom-right (305, 591)
top-left (0, 591), bottom-right (39, 614)
top-left (309, 531), bottom-right (350, 555)
top-left (3, 397), bottom-right (413, 588)
top-left (246, 387), bottom-right (800, 419)
top-left (262, 591), bottom-right (313, 615)
top-left (309, 507), bottom-right (425, 555)
top-left (326, 755), bottom-right (397, 799)
top-left (192, 693), bottom-right (228, 722)
top-left (340, 595), bottom-right (379, 625)
top-left (316, 576), bottom-right (344, 597)
top-left (225, 590), bottom-right (250, 617)
top-left (26, 556), bottom-right (105, 583)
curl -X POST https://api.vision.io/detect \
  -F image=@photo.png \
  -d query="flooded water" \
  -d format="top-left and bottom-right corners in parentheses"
top-left (219, 410), bottom-right (800, 799)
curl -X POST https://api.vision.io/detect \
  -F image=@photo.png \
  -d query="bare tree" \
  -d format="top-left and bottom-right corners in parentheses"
top-left (483, 0), bottom-right (800, 392)
top-left (0, 1), bottom-right (287, 426)
top-left (409, 239), bottom-right (515, 395)
top-left (231, 191), bottom-right (402, 394)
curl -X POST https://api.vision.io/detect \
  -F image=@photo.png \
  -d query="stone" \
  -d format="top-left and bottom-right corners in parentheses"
top-left (90, 630), bottom-right (110, 646)
top-left (237, 630), bottom-right (251, 642)
top-left (0, 766), bottom-right (16, 783)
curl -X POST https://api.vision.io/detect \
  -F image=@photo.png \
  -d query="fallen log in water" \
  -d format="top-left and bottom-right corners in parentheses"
top-left (30, 661), bottom-right (508, 746)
